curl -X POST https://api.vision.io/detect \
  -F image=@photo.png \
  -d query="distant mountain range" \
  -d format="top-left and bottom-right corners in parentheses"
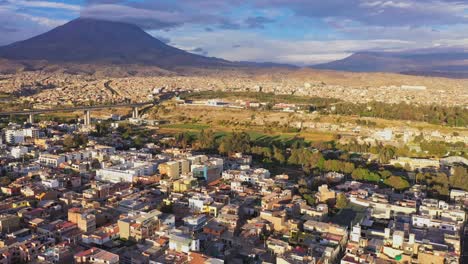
top-left (0, 18), bottom-right (296, 72)
top-left (1, 18), bottom-right (468, 78)
top-left (313, 49), bottom-right (468, 78)
top-left (0, 18), bottom-right (238, 69)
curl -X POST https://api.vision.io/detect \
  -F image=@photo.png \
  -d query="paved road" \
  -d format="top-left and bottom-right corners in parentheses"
top-left (0, 102), bottom-right (153, 116)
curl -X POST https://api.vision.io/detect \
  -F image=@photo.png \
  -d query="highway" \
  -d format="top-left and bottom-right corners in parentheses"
top-left (0, 91), bottom-right (177, 117)
top-left (0, 102), bottom-right (153, 116)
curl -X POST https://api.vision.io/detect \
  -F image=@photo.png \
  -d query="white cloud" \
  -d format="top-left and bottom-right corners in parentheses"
top-left (21, 13), bottom-right (68, 27)
top-left (10, 0), bottom-right (81, 12)
top-left (0, 7), bottom-right (67, 45)
top-left (153, 28), bottom-right (427, 64)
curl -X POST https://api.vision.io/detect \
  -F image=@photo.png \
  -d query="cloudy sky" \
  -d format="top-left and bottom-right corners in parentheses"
top-left (1, 0), bottom-right (468, 65)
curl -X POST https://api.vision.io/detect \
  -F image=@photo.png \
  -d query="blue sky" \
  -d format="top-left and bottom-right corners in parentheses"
top-left (1, 0), bottom-right (468, 65)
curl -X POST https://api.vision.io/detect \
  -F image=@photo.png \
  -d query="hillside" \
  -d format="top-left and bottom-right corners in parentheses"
top-left (313, 49), bottom-right (468, 78)
top-left (0, 18), bottom-right (236, 69)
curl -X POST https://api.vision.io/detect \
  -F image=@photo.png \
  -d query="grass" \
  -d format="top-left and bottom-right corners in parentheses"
top-left (161, 123), bottom-right (210, 130)
top-left (158, 122), bottom-right (335, 143)
top-left (181, 91), bottom-right (339, 106)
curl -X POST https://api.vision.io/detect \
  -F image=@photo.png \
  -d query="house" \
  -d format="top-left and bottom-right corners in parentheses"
top-left (74, 247), bottom-right (119, 264)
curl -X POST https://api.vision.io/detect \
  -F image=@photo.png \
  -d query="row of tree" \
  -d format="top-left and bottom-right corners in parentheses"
top-left (337, 139), bottom-right (467, 159)
top-left (416, 166), bottom-right (468, 197)
top-left (184, 91), bottom-right (467, 127)
top-left (327, 101), bottom-right (467, 127)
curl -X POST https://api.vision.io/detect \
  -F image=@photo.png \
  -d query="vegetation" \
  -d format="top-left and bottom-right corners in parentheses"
top-left (337, 139), bottom-right (467, 159)
top-left (181, 91), bottom-right (339, 107)
top-left (330, 101), bottom-right (467, 127)
top-left (182, 91), bottom-right (467, 127)
top-left (416, 172), bottom-right (450, 197)
top-left (335, 193), bottom-right (348, 209)
top-left (351, 168), bottom-right (381, 182)
top-left (63, 134), bottom-right (88, 150)
top-left (384, 176), bottom-right (410, 190)
top-left (448, 166), bottom-right (468, 191)
top-left (163, 130), bottom-right (415, 191)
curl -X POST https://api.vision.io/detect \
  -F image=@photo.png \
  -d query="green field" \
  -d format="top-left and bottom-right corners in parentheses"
top-left (159, 120), bottom-right (335, 143)
top-left (181, 91), bottom-right (339, 106)
top-left (161, 123), bottom-right (211, 130)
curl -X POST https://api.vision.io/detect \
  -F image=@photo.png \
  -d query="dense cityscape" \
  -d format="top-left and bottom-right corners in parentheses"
top-left (0, 84), bottom-right (466, 263)
top-left (1, 1), bottom-right (468, 264)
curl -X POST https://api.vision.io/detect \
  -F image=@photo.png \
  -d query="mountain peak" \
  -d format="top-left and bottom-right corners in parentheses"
top-left (0, 17), bottom-right (233, 68)
top-left (313, 49), bottom-right (468, 78)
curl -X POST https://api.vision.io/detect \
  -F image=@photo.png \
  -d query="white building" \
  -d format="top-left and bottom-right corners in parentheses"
top-left (39, 154), bottom-right (66, 167)
top-left (412, 215), bottom-right (459, 231)
top-left (23, 128), bottom-right (40, 138)
top-left (96, 161), bottom-right (157, 183)
top-left (4, 128), bottom-right (39, 145)
top-left (374, 129), bottom-right (393, 141)
top-left (169, 232), bottom-right (199, 253)
top-left (5, 129), bottom-right (25, 144)
top-left (41, 178), bottom-right (59, 189)
top-left (188, 194), bottom-right (213, 212)
top-left (11, 146), bottom-right (28, 159)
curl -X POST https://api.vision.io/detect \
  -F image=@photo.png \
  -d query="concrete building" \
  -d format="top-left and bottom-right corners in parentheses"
top-left (68, 208), bottom-right (96, 233)
top-left (169, 232), bottom-right (199, 253)
top-left (173, 178), bottom-right (196, 193)
top-left (96, 161), bottom-right (157, 183)
top-left (191, 158), bottom-right (224, 183)
top-left (188, 194), bottom-right (214, 213)
top-left (11, 146), bottom-right (28, 159)
top-left (5, 129), bottom-right (25, 144)
top-left (159, 159), bottom-right (190, 179)
top-left (4, 128), bottom-right (39, 145)
top-left (0, 214), bottom-right (20, 233)
top-left (39, 154), bottom-right (66, 167)
top-left (74, 247), bottom-right (119, 264)
top-left (374, 128), bottom-right (393, 141)
top-left (316, 184), bottom-right (336, 203)
top-left (118, 209), bottom-right (162, 241)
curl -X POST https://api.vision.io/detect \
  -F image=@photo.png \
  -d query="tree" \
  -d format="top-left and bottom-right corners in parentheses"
top-left (94, 122), bottom-right (110, 136)
top-left (303, 194), bottom-right (315, 206)
top-left (384, 176), bottom-right (410, 190)
top-left (335, 193), bottom-right (348, 209)
top-left (0, 176), bottom-right (10, 186)
top-left (90, 159), bottom-right (101, 170)
top-left (378, 145), bottom-right (396, 164)
top-left (273, 146), bottom-right (286, 164)
top-left (63, 135), bottom-right (75, 150)
top-left (379, 170), bottom-right (393, 180)
top-left (288, 148), bottom-right (302, 165)
top-left (133, 136), bottom-right (144, 148)
top-left (197, 129), bottom-right (216, 150)
top-left (415, 172), bottom-right (425, 184)
top-left (175, 133), bottom-right (193, 148)
top-left (449, 166), bottom-right (468, 191)
top-left (351, 168), bottom-right (380, 182)
top-left (63, 134), bottom-right (88, 150)
top-left (218, 132), bottom-right (251, 155)
top-left (308, 152), bottom-right (325, 170)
